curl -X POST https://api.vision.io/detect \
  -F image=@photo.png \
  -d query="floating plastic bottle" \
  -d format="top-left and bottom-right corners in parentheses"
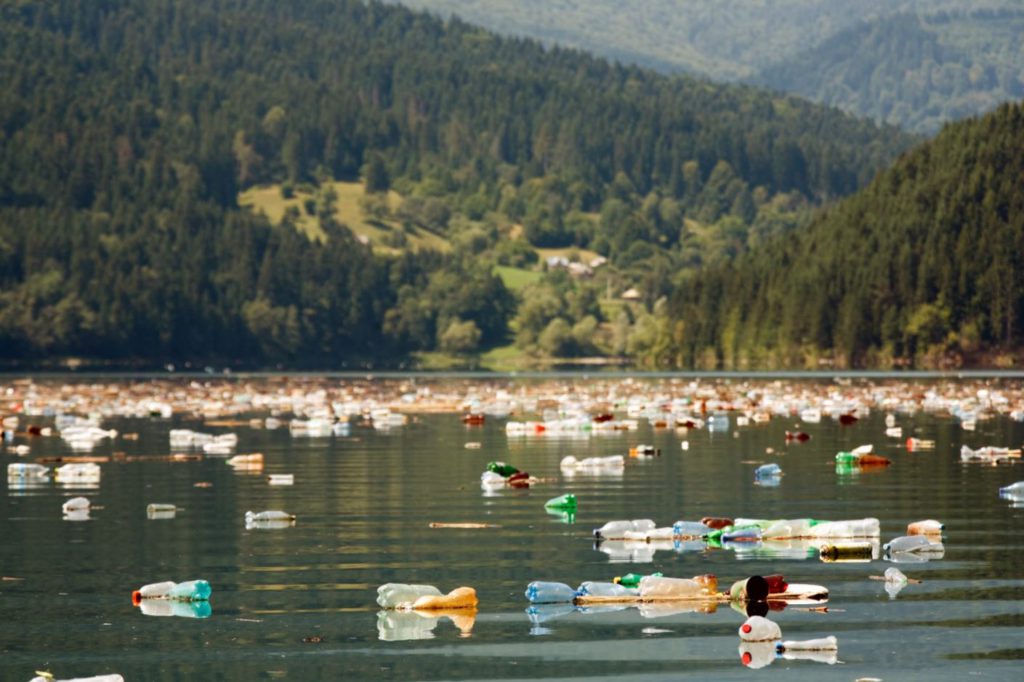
top-left (268, 474), bottom-right (294, 485)
top-left (1000, 481), bottom-right (1024, 495)
top-left (763, 574), bottom-right (788, 594)
top-left (410, 586), bottom-right (477, 610)
top-left (614, 572), bottom-right (662, 588)
top-left (377, 583), bottom-right (443, 609)
top-left (722, 526), bottom-right (762, 542)
top-left (776, 636), bottom-right (838, 652)
top-left (639, 575), bottom-right (717, 600)
top-left (907, 519), bottom-right (943, 535)
top-left (738, 615), bottom-right (781, 641)
top-left (761, 518), bottom-right (818, 539)
top-left (544, 493), bottom-right (577, 511)
top-left (132, 579), bottom-right (211, 603)
top-left (884, 535), bottom-right (944, 556)
top-left (244, 510), bottom-right (296, 528)
top-left (29, 671), bottom-right (125, 675)
top-left (62, 496), bottom-right (90, 514)
top-left (672, 520), bottom-right (711, 538)
top-left (905, 437), bottom-right (935, 451)
top-left (729, 576), bottom-right (770, 602)
top-left (524, 581), bottom-right (577, 604)
top-left (576, 581), bottom-right (638, 599)
top-left (7, 462), bottom-right (49, 478)
top-left (487, 461), bottom-right (519, 477)
top-left (808, 518), bottom-right (880, 538)
top-left (700, 516), bottom-right (734, 529)
top-left (754, 463), bottom-right (782, 479)
top-left (835, 451), bottom-right (891, 467)
top-left (592, 519), bottom-right (656, 540)
top-left (54, 462), bottom-right (101, 481)
top-left (819, 541), bottom-right (874, 562)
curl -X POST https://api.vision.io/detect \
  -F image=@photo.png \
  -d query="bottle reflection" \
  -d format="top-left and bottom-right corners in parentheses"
top-left (376, 608), bottom-right (476, 641)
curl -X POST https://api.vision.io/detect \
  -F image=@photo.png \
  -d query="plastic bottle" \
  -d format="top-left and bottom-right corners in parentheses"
top-left (738, 615), bottom-right (781, 641)
top-left (672, 520), bottom-right (711, 538)
top-left (761, 518), bottom-right (818, 539)
top-left (410, 586), bottom-right (478, 610)
top-left (907, 519), bottom-right (943, 535)
top-left (614, 572), bottom-right (662, 589)
top-left (700, 516), bottom-right (734, 529)
top-left (593, 519), bottom-right (656, 540)
top-left (525, 581), bottom-right (577, 604)
top-left (576, 581), bottom-right (638, 599)
top-left (639, 575), bottom-right (717, 600)
top-left (29, 671), bottom-right (125, 675)
top-left (480, 471), bottom-right (505, 488)
top-left (487, 461), bottom-right (519, 477)
top-left (167, 580), bottom-right (213, 601)
top-left (763, 574), bottom-right (788, 594)
top-left (62, 496), bottom-right (90, 514)
top-left (1000, 481), bottom-right (1024, 495)
top-left (776, 636), bottom-right (838, 652)
top-left (884, 535), bottom-right (944, 555)
top-left (544, 493), bottom-right (577, 510)
top-left (244, 510), bottom-right (296, 523)
top-left (722, 526), bottom-right (762, 542)
top-left (754, 463), bottom-right (782, 478)
top-left (268, 474), bottom-right (294, 485)
top-left (819, 542), bottom-right (874, 562)
top-left (810, 517), bottom-right (880, 538)
top-left (729, 576), bottom-right (770, 602)
top-left (377, 583), bottom-right (443, 608)
top-left (132, 579), bottom-right (211, 603)
top-left (7, 462), bottom-right (49, 478)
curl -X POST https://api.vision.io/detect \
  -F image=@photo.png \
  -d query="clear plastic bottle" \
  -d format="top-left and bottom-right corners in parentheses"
top-left (761, 519), bottom-right (817, 539)
top-left (672, 520), bottom-right (711, 538)
top-left (7, 462), bottom-right (49, 478)
top-left (810, 518), bottom-right (879, 538)
top-left (62, 496), bottom-right (91, 514)
top-left (884, 535), bottom-right (943, 555)
top-left (1000, 481), bottom-right (1024, 495)
top-left (593, 519), bottom-right (656, 539)
top-left (245, 510), bottom-right (296, 523)
top-left (133, 579), bottom-right (211, 602)
top-left (754, 463), bottom-right (782, 478)
top-left (377, 583), bottom-right (443, 608)
top-left (524, 581), bottom-right (576, 604)
top-left (776, 636), bottom-right (837, 651)
top-left (639, 575), bottom-right (717, 600)
top-left (576, 581), bottom-right (637, 599)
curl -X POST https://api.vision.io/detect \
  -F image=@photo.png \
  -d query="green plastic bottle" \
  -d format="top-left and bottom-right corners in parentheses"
top-left (615, 572), bottom-right (663, 588)
top-left (834, 451), bottom-right (859, 466)
top-left (544, 493), bottom-right (577, 510)
top-left (487, 461), bottom-right (520, 477)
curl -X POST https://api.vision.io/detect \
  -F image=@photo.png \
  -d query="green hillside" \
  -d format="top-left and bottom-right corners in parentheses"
top-left (666, 101), bottom-right (1024, 369)
top-left (0, 0), bottom-right (911, 367)
top-left (753, 9), bottom-right (1024, 134)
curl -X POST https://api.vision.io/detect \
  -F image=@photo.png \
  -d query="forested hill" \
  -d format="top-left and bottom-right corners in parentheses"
top-left (667, 101), bottom-right (1024, 370)
top-left (0, 0), bottom-right (910, 366)
top-left (389, 1), bottom-right (1023, 133)
top-left (752, 9), bottom-right (1024, 135)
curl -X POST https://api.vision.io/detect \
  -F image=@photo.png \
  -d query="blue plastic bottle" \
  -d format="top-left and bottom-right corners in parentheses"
top-left (525, 581), bottom-right (577, 604)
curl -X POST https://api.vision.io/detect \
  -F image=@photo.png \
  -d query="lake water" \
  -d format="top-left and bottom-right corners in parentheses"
top-left (2, 379), bottom-right (1024, 681)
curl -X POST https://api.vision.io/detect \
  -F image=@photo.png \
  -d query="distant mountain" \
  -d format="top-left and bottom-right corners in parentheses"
top-left (667, 101), bottom-right (1024, 369)
top-left (388, 0), bottom-right (1023, 133)
top-left (0, 0), bottom-right (911, 366)
top-left (752, 9), bottom-right (1024, 134)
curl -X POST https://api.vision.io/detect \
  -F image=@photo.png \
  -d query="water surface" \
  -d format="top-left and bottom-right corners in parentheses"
top-left (2, 381), bottom-right (1023, 680)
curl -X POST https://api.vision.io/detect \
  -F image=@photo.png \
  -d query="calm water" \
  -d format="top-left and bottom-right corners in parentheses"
top-left (3, 386), bottom-right (1024, 680)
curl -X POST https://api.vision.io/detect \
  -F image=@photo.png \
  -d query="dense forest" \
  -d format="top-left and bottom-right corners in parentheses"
top-left (0, 0), bottom-right (909, 367)
top-left (754, 9), bottom-right (1024, 134)
top-left (665, 101), bottom-right (1024, 370)
top-left (392, 0), bottom-right (1024, 134)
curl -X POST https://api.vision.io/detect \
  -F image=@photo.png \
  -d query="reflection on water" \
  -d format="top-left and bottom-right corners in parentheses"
top-left (376, 608), bottom-right (476, 641)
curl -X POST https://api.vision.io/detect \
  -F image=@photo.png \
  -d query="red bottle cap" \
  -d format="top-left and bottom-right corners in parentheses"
top-left (131, 590), bottom-right (142, 606)
top-left (741, 623), bottom-right (752, 633)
